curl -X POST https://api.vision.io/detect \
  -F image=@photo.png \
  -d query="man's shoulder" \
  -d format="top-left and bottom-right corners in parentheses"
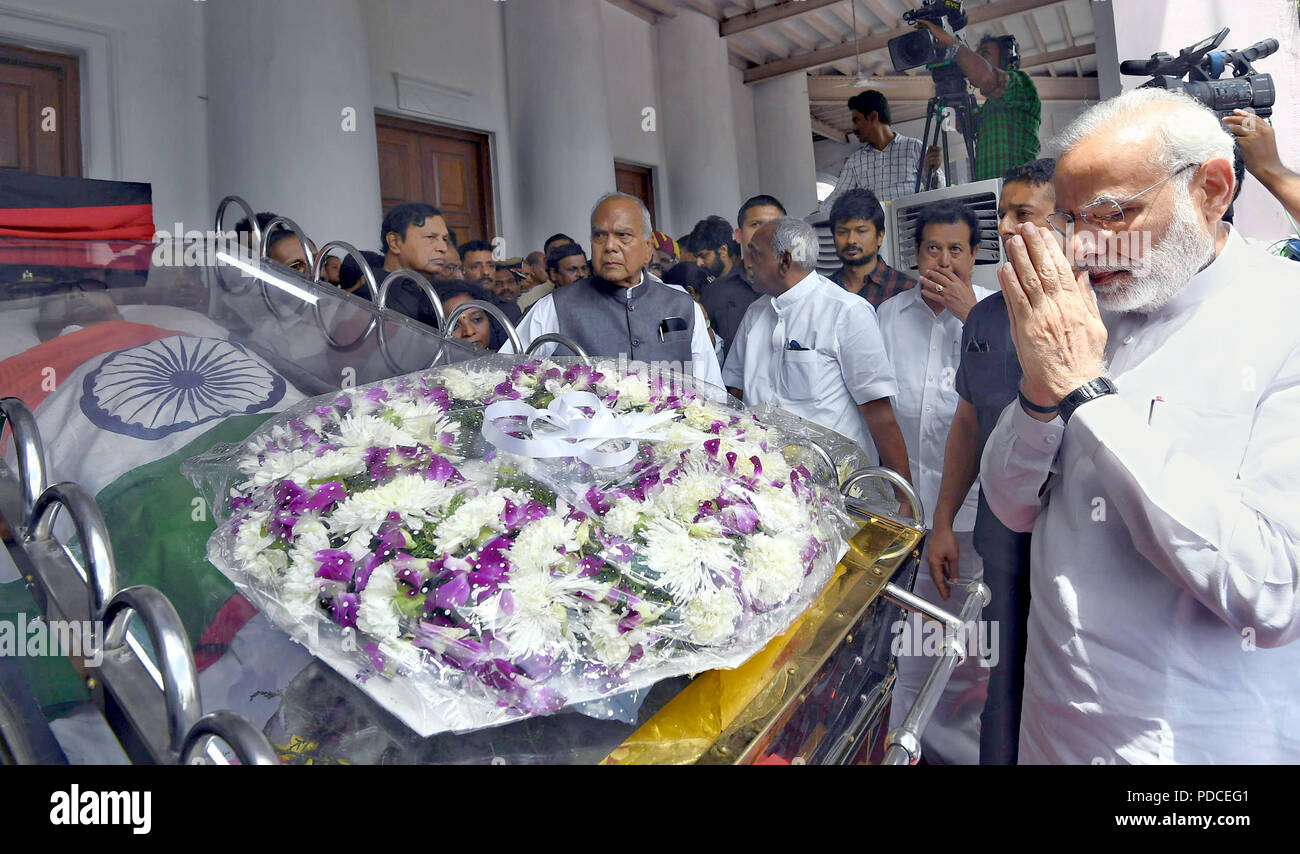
top-left (965, 288), bottom-right (1008, 327)
top-left (814, 273), bottom-right (877, 314)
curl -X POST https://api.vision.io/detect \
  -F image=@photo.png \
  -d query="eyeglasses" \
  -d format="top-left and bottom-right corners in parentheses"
top-left (1047, 163), bottom-right (1198, 236)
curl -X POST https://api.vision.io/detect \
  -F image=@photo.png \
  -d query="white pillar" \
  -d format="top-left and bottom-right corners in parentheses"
top-left (655, 9), bottom-right (742, 231)
top-left (752, 73), bottom-right (819, 218)
top-left (204, 0), bottom-right (383, 250)
top-left (504, 0), bottom-right (616, 253)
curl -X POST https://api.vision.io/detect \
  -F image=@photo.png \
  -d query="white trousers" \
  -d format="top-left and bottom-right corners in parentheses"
top-left (887, 530), bottom-right (990, 765)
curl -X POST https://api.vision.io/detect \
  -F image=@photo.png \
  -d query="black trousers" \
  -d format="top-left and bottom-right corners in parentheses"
top-left (975, 521), bottom-right (1032, 765)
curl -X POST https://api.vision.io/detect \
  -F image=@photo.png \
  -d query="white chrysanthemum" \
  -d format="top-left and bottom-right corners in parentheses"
top-left (601, 499), bottom-right (644, 539)
top-left (326, 473), bottom-right (460, 538)
top-left (584, 609), bottom-right (634, 667)
top-left (334, 412), bottom-right (421, 450)
top-left (387, 397), bottom-right (456, 444)
top-left (290, 447), bottom-right (368, 484)
top-left (751, 484), bottom-right (811, 534)
top-left (498, 572), bottom-right (570, 657)
top-left (469, 369), bottom-right (510, 395)
top-left (683, 585), bottom-right (743, 645)
top-left (594, 372), bottom-right (652, 411)
top-left (741, 533), bottom-right (807, 607)
top-left (240, 448), bottom-right (318, 489)
top-left (438, 369), bottom-right (479, 401)
top-left (646, 419), bottom-right (709, 455)
top-left (662, 469), bottom-right (725, 520)
top-left (433, 491), bottom-right (507, 554)
top-left (682, 398), bottom-right (726, 431)
top-left (357, 564), bottom-right (402, 640)
top-left (291, 514), bottom-right (330, 553)
top-left (507, 514), bottom-right (579, 575)
top-left (233, 510), bottom-right (275, 563)
top-left (642, 516), bottom-right (736, 599)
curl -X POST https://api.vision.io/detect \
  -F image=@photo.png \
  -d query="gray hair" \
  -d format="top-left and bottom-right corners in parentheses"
top-left (591, 191), bottom-right (653, 241)
top-left (767, 216), bottom-right (819, 271)
top-left (1048, 88), bottom-right (1234, 178)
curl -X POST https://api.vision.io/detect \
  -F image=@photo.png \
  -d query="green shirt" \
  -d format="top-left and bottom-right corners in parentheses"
top-left (973, 69), bottom-right (1041, 181)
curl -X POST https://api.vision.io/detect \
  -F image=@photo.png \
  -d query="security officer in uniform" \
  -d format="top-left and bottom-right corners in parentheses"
top-left (508, 192), bottom-right (724, 389)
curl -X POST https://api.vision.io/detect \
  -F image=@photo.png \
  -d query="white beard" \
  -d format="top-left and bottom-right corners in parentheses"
top-left (1084, 188), bottom-right (1217, 314)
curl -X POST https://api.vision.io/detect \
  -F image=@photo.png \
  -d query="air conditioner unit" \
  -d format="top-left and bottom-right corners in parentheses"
top-left (806, 178), bottom-right (1004, 289)
top-left (889, 178), bottom-right (1005, 291)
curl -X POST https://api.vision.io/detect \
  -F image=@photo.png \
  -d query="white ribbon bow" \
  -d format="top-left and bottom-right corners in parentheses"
top-left (481, 391), bottom-right (679, 467)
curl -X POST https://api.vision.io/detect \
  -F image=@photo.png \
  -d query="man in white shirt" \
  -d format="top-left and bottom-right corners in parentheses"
top-left (507, 193), bottom-right (723, 391)
top-left (722, 217), bottom-right (911, 481)
top-left (878, 199), bottom-right (994, 764)
top-left (982, 88), bottom-right (1300, 763)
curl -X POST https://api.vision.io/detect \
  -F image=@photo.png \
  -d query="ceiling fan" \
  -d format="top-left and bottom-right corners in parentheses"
top-left (827, 0), bottom-right (910, 89)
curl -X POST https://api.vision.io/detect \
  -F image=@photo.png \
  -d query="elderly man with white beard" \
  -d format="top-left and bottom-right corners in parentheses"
top-left (981, 87), bottom-right (1300, 764)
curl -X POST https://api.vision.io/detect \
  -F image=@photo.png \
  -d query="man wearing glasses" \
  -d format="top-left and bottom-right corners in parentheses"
top-left (980, 88), bottom-right (1300, 764)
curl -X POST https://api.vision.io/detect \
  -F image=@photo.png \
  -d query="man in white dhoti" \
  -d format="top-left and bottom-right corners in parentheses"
top-left (981, 87), bottom-right (1300, 763)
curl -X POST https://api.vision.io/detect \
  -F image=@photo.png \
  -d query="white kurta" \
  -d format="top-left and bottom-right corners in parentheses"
top-left (877, 284), bottom-right (993, 530)
top-left (980, 225), bottom-right (1300, 764)
top-left (721, 271), bottom-right (898, 457)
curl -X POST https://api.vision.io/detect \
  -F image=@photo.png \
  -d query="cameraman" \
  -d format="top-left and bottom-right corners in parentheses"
top-left (1223, 108), bottom-right (1300, 224)
top-left (915, 21), bottom-right (1041, 181)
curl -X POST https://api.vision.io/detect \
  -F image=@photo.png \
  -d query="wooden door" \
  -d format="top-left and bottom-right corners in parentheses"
top-left (375, 114), bottom-right (494, 244)
top-left (0, 42), bottom-right (81, 177)
top-left (614, 161), bottom-right (656, 231)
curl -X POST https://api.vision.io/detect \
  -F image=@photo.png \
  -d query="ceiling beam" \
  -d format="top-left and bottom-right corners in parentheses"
top-left (720, 0), bottom-right (844, 37)
top-left (1024, 13), bottom-right (1056, 77)
top-left (777, 20), bottom-right (819, 53)
top-left (808, 71), bottom-right (1099, 102)
top-left (728, 53), bottom-right (751, 70)
top-left (803, 10), bottom-right (847, 44)
top-left (862, 0), bottom-right (901, 30)
top-left (744, 0), bottom-right (1072, 82)
top-left (604, 0), bottom-right (659, 25)
top-left (630, 0), bottom-right (678, 17)
top-left (811, 118), bottom-right (849, 142)
top-left (678, 0), bottom-right (723, 19)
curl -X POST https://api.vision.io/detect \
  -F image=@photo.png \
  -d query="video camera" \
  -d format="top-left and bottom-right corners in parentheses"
top-left (1120, 28), bottom-right (1277, 118)
top-left (888, 0), bottom-right (967, 73)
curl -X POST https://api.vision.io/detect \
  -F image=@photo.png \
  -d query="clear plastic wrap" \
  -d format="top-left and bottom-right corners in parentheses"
top-left (184, 355), bottom-right (860, 736)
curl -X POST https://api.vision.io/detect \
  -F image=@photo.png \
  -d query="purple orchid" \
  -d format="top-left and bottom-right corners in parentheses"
top-left (501, 497), bottom-right (549, 529)
top-left (304, 481), bottom-right (346, 511)
top-left (425, 453), bottom-right (462, 483)
top-left (313, 549), bottom-right (355, 584)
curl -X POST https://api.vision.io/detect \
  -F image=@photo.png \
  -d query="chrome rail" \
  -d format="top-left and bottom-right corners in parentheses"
top-left (96, 585), bottom-right (202, 762)
top-left (258, 215), bottom-right (316, 321)
top-left (880, 580), bottom-right (991, 765)
top-left (376, 269), bottom-right (447, 373)
top-left (27, 482), bottom-right (118, 622)
top-left (444, 299), bottom-right (523, 355)
top-left (0, 397), bottom-right (47, 524)
top-left (181, 711), bottom-right (278, 766)
top-left (523, 332), bottom-right (591, 364)
top-left (311, 240), bottom-right (379, 349)
top-left (213, 195), bottom-right (260, 295)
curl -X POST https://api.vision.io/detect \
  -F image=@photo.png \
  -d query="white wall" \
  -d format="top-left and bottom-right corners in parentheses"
top-left (0, 0), bottom-right (209, 233)
top-left (1109, 0), bottom-right (1300, 239)
top-left (362, 0), bottom-right (522, 250)
top-left (730, 67), bottom-right (760, 209)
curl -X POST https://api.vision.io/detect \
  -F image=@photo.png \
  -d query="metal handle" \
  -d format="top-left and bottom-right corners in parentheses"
top-left (0, 398), bottom-right (48, 522)
top-left (444, 299), bottom-right (523, 354)
top-left (25, 483), bottom-right (117, 621)
top-left (524, 333), bottom-right (591, 365)
top-left (376, 270), bottom-right (449, 374)
top-left (213, 195), bottom-right (260, 294)
top-left (180, 711), bottom-right (279, 766)
top-left (311, 240), bottom-right (379, 350)
top-left (258, 215), bottom-right (315, 321)
top-left (881, 580), bottom-right (991, 765)
top-left (102, 585), bottom-right (202, 756)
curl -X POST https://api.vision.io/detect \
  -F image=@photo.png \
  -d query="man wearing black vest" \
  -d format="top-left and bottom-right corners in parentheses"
top-left (507, 192), bottom-right (724, 390)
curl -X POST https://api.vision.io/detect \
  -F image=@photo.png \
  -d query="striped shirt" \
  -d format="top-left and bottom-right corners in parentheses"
top-left (822, 133), bottom-right (941, 208)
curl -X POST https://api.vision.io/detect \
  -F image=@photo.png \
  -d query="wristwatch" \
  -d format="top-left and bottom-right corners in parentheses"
top-left (1058, 377), bottom-right (1119, 424)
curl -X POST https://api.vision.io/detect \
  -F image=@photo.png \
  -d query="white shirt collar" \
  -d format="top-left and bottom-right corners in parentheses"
top-left (771, 270), bottom-right (819, 313)
top-left (1149, 222), bottom-right (1242, 319)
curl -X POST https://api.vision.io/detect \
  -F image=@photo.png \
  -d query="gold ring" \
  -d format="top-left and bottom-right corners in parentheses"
top-left (935, 284), bottom-right (944, 293)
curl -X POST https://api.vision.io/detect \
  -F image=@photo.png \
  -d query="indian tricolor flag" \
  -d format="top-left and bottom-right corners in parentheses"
top-left (0, 310), bottom-right (306, 716)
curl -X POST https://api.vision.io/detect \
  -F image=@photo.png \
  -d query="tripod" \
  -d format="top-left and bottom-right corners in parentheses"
top-left (914, 89), bottom-right (979, 193)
